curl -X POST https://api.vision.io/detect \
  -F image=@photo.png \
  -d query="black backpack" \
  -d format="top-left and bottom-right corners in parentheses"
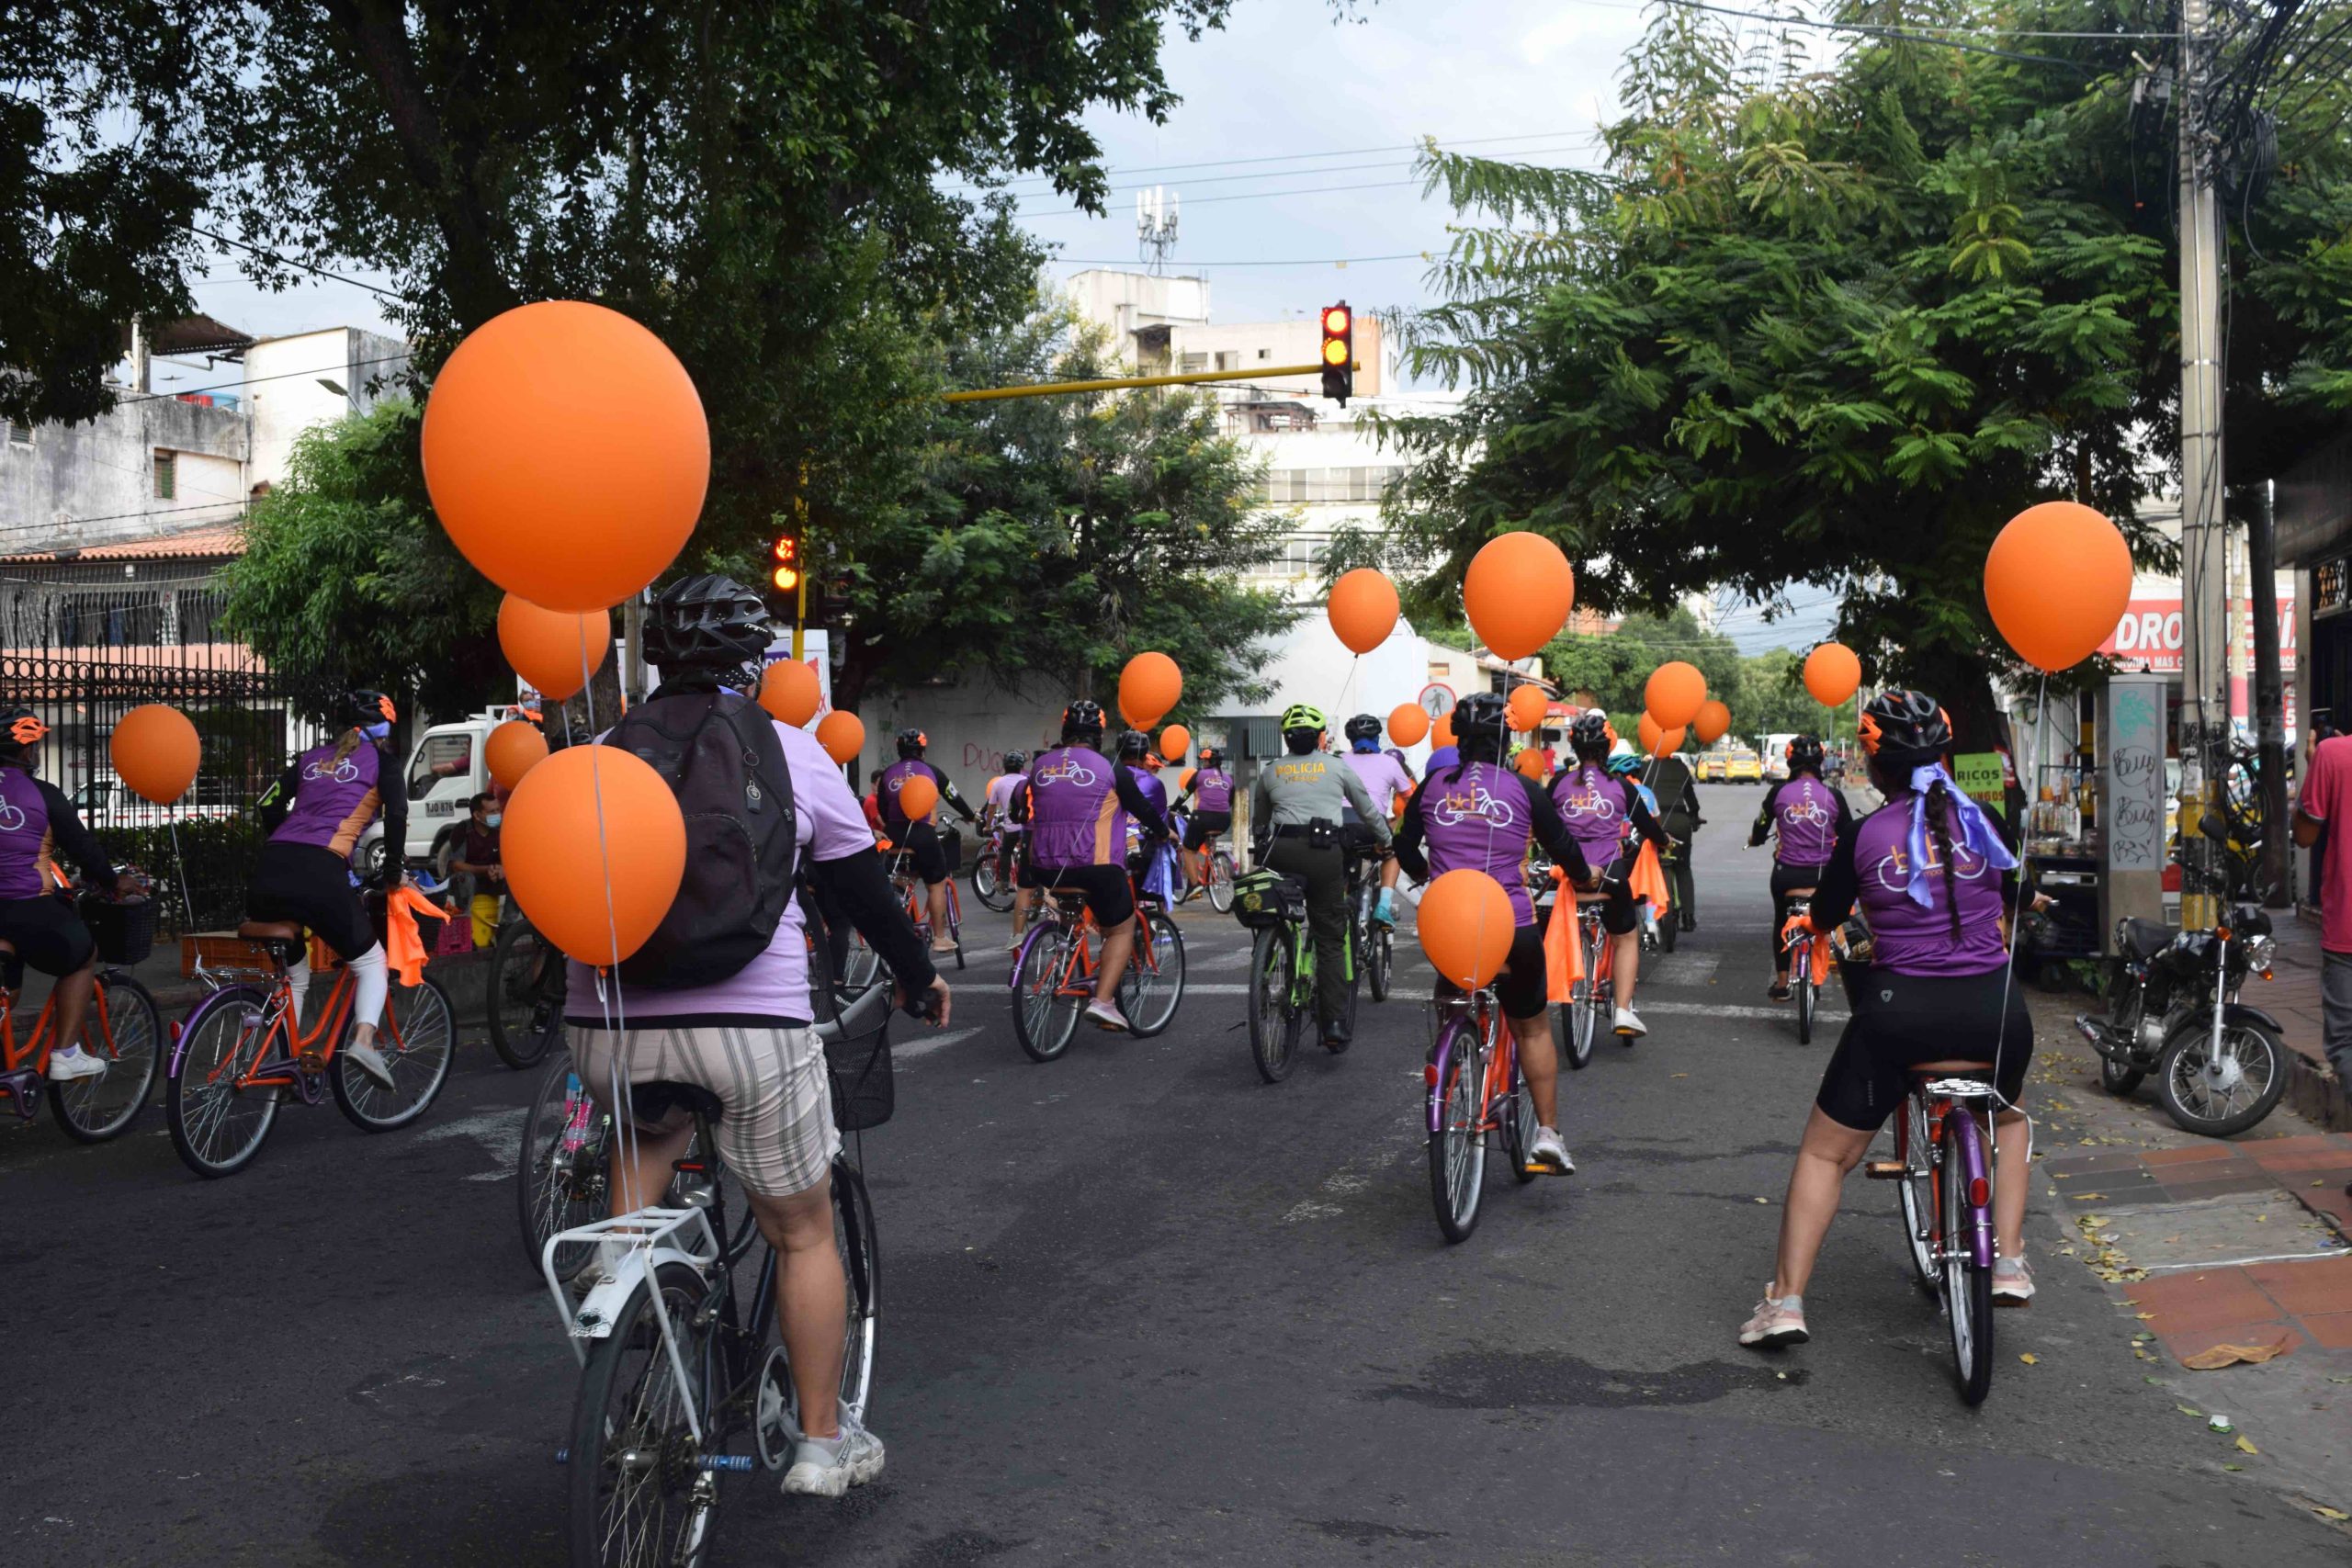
top-left (606, 687), bottom-right (797, 988)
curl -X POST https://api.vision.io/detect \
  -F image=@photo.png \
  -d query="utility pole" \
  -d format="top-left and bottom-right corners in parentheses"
top-left (2251, 479), bottom-right (2290, 905)
top-left (2177, 0), bottom-right (2228, 931)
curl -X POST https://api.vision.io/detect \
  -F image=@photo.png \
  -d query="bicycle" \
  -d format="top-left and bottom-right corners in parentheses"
top-left (1172, 812), bottom-right (1237, 912)
top-left (1352, 857), bottom-right (1393, 1004)
top-left (490, 902), bottom-right (567, 1069)
top-left (1780, 894), bottom-right (1821, 1045)
top-left (1425, 979), bottom-right (1544, 1243)
top-left (1864, 1062), bottom-right (2004, 1404)
top-left (1009, 869), bottom-right (1185, 1062)
top-left (847, 846), bottom-right (966, 987)
top-left (1558, 894), bottom-right (1617, 1069)
top-left (164, 912), bottom-right (456, 1179)
top-left (970, 822), bottom-right (1017, 913)
top-left (1237, 848), bottom-right (1377, 1084)
top-left (545, 983), bottom-right (897, 1567)
top-left (0, 896), bottom-right (163, 1143)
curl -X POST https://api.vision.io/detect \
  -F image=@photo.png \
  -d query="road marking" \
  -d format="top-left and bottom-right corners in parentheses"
top-left (414, 1106), bottom-right (526, 1149)
top-left (895, 1026), bottom-right (983, 1062)
top-left (1646, 952), bottom-right (1719, 986)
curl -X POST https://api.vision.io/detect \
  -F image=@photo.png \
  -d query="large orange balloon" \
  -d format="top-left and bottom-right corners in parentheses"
top-left (1984, 501), bottom-right (2134, 671)
top-left (1118, 653), bottom-right (1182, 729)
top-left (111, 704), bottom-right (199, 805)
top-left (1179, 768), bottom-right (1196, 793)
top-left (422, 301), bottom-right (707, 612)
top-left (1389, 703), bottom-right (1430, 747)
top-left (1515, 747), bottom-right (1547, 779)
top-left (758, 660), bottom-right (822, 727)
top-left (1464, 532), bottom-right (1576, 660)
top-left (1638, 714), bottom-right (1663, 756)
top-left (817, 710), bottom-right (865, 764)
top-left (1416, 869), bottom-right (1517, 987)
top-left (1803, 642), bottom-right (1861, 706)
top-left (1327, 569), bottom-right (1399, 655)
top-left (502, 744), bottom-right (685, 965)
top-left (1432, 712), bottom-right (1457, 749)
top-left (1649, 724), bottom-right (1686, 759)
top-left (1645, 661), bottom-right (1706, 729)
top-left (484, 719), bottom-right (548, 792)
top-left (896, 774), bottom-right (939, 821)
top-left (1506, 684), bottom-right (1548, 733)
top-left (1159, 725), bottom-right (1191, 761)
top-left (1693, 699), bottom-right (1731, 745)
top-left (498, 594), bottom-right (610, 702)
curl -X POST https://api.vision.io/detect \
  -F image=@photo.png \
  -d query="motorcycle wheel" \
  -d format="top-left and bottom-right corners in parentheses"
top-left (2156, 1016), bottom-right (2288, 1138)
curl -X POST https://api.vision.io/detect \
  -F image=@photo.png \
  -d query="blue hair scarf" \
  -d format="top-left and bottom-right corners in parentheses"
top-left (1904, 762), bottom-right (2017, 908)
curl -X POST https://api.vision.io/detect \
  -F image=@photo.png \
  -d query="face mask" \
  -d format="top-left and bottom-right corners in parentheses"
top-left (362, 720), bottom-right (390, 742)
top-left (484, 814), bottom-right (503, 829)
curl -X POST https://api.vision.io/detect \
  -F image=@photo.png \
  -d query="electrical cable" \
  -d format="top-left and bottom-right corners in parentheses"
top-left (186, 224), bottom-right (413, 305)
top-left (941, 129), bottom-right (1607, 192)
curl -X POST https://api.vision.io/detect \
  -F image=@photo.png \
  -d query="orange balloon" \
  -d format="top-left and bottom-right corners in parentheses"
top-left (1118, 653), bottom-right (1182, 730)
top-left (816, 710), bottom-right (865, 764)
top-left (1179, 767), bottom-right (1196, 793)
top-left (484, 719), bottom-right (548, 792)
top-left (1803, 642), bottom-right (1862, 706)
top-left (422, 301), bottom-right (707, 612)
top-left (498, 594), bottom-right (610, 702)
top-left (1645, 661), bottom-right (1706, 728)
top-left (1415, 868), bottom-right (1517, 987)
top-left (1984, 501), bottom-right (2134, 671)
top-left (1159, 724), bottom-right (1191, 761)
top-left (1693, 699), bottom-right (1731, 745)
top-left (501, 744), bottom-right (685, 965)
top-left (1650, 724), bottom-right (1686, 759)
top-left (758, 660), bottom-right (822, 727)
top-left (1506, 684), bottom-right (1548, 733)
top-left (1515, 747), bottom-right (1547, 779)
top-left (1638, 713), bottom-right (1663, 755)
top-left (1432, 712), bottom-right (1457, 749)
top-left (110, 704), bottom-right (200, 805)
top-left (1389, 703), bottom-right (1430, 747)
top-left (1327, 568), bottom-right (1399, 655)
top-left (1464, 532), bottom-right (1576, 660)
top-left (896, 773), bottom-right (939, 821)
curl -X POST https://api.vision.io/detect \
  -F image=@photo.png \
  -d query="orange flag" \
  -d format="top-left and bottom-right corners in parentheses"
top-left (384, 883), bottom-right (447, 987)
top-left (1544, 867), bottom-right (1585, 1003)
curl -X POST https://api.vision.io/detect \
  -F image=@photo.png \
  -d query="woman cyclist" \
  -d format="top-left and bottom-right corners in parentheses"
top-left (876, 729), bottom-right (978, 955)
top-left (1740, 690), bottom-right (2037, 1350)
top-left (1340, 713), bottom-right (1414, 927)
top-left (1173, 746), bottom-right (1234, 901)
top-left (1551, 713), bottom-right (1670, 1038)
top-left (248, 689), bottom-right (406, 1089)
top-left (1394, 691), bottom-right (1595, 1173)
top-left (0, 709), bottom-right (123, 1083)
top-left (1747, 734), bottom-right (1853, 1001)
top-left (983, 750), bottom-right (1032, 950)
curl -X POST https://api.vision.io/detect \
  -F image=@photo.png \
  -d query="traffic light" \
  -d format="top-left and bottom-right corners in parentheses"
top-left (771, 529), bottom-right (802, 594)
top-left (1319, 301), bottom-right (1352, 406)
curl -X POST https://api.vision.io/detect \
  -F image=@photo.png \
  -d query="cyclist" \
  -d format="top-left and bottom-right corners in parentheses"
top-left (1551, 713), bottom-right (1670, 1038)
top-left (248, 688), bottom-right (406, 1089)
top-left (1115, 729), bottom-right (1182, 904)
top-left (0, 710), bottom-right (122, 1083)
top-left (1740, 690), bottom-right (2036, 1349)
top-left (984, 750), bottom-right (1033, 950)
top-left (567, 575), bottom-right (946, 1497)
top-left (878, 729), bottom-right (978, 955)
top-left (1340, 713), bottom-right (1413, 927)
top-left (1646, 740), bottom-right (1702, 932)
top-left (1012, 699), bottom-right (1172, 1032)
top-left (1173, 746), bottom-right (1234, 901)
top-left (1395, 692), bottom-right (1594, 1171)
top-left (1748, 734), bottom-right (1852, 1001)
top-left (1251, 703), bottom-right (1390, 1051)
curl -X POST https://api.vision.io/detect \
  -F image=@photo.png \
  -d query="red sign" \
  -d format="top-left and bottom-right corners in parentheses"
top-left (2098, 597), bottom-right (2296, 674)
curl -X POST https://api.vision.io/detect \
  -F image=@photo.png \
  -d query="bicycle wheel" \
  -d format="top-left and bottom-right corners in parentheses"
top-left (1427, 1019), bottom-right (1487, 1243)
top-left (973, 847), bottom-right (1012, 913)
top-left (1893, 1100), bottom-right (1938, 1293)
top-left (566, 1261), bottom-right (718, 1568)
top-left (1369, 923), bottom-right (1393, 1002)
top-left (1012, 931), bottom-right (1082, 1063)
top-left (1499, 1050), bottom-right (1540, 1186)
top-left (1795, 964), bottom-right (1815, 1046)
top-left (1119, 911), bottom-right (1187, 1038)
top-left (831, 1162), bottom-right (881, 1423)
top-left (1207, 851), bottom-right (1236, 913)
top-left (489, 917), bottom-right (565, 1070)
top-left (1247, 928), bottom-right (1297, 1084)
top-left (1941, 1113), bottom-right (1995, 1405)
top-left (332, 975), bottom-right (456, 1132)
top-left (1330, 920), bottom-right (1362, 1048)
top-left (165, 986), bottom-right (282, 1179)
top-left (1658, 900), bottom-right (1679, 953)
top-left (518, 1048), bottom-right (610, 1282)
top-left (49, 974), bottom-right (161, 1143)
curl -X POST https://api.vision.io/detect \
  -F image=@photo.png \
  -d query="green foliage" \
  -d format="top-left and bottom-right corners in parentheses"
top-left (94, 816), bottom-right (264, 934)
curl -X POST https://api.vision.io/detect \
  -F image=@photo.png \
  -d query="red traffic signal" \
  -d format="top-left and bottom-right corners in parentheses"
top-left (771, 531), bottom-right (801, 593)
top-left (1319, 300), bottom-right (1353, 406)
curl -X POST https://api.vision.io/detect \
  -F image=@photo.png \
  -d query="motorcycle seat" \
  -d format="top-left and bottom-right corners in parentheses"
top-left (2119, 918), bottom-right (2174, 961)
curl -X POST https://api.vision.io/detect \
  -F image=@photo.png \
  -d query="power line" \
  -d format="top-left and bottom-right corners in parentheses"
top-left (1012, 143), bottom-right (1602, 208)
top-left (943, 129), bottom-right (1605, 192)
top-left (187, 224), bottom-right (413, 305)
top-left (1022, 165), bottom-right (1604, 220)
top-left (1046, 252), bottom-right (1433, 267)
top-left (117, 349), bottom-right (414, 406)
top-left (1649, 0), bottom-right (2100, 67)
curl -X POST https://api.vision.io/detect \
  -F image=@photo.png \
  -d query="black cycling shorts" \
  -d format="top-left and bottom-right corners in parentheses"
top-left (0, 894), bottom-right (96, 976)
top-left (1770, 862), bottom-right (1828, 968)
top-left (1593, 853), bottom-right (1642, 936)
top-left (1182, 811), bottom-right (1231, 852)
top-left (248, 841), bottom-right (376, 963)
top-left (1022, 862), bottom-right (1135, 928)
top-left (1815, 966), bottom-right (2033, 1131)
top-left (898, 819), bottom-right (949, 886)
top-left (1435, 921), bottom-right (1547, 1021)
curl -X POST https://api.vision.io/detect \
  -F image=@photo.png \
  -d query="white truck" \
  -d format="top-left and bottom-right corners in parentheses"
top-left (355, 708), bottom-right (521, 877)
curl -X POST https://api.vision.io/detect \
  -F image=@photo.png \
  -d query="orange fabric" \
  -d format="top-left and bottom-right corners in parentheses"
top-left (384, 884), bottom-right (443, 987)
top-left (1809, 926), bottom-right (1835, 987)
top-left (1629, 840), bottom-right (1670, 911)
top-left (1544, 867), bottom-right (1585, 1003)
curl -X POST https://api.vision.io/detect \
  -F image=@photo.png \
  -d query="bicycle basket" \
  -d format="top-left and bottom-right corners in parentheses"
top-left (823, 1014), bottom-right (895, 1132)
top-left (936, 827), bottom-right (965, 874)
top-left (80, 894), bottom-right (155, 966)
top-left (1230, 869), bottom-right (1307, 931)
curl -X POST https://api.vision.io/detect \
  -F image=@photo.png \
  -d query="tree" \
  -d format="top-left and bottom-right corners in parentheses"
top-left (1374, 0), bottom-right (2352, 746)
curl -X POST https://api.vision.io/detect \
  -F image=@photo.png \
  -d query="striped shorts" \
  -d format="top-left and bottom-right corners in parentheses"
top-left (570, 1023), bottom-right (838, 1200)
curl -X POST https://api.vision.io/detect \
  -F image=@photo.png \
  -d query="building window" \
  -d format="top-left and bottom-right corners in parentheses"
top-left (6, 421), bottom-right (29, 446)
top-left (153, 450), bottom-right (175, 500)
top-left (1215, 351), bottom-right (1239, 371)
top-left (1179, 353), bottom-right (1208, 373)
top-left (1257, 348), bottom-right (1271, 361)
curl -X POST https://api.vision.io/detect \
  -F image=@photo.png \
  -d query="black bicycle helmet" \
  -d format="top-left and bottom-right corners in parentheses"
top-left (1197, 746), bottom-right (1222, 768)
top-left (644, 575), bottom-right (770, 671)
top-left (895, 727), bottom-right (927, 759)
top-left (344, 688), bottom-right (397, 728)
top-left (1002, 750), bottom-right (1029, 773)
top-left (1858, 689), bottom-right (1951, 763)
top-left (1568, 709), bottom-right (1613, 758)
top-left (1115, 728), bottom-right (1149, 761)
top-left (1061, 699), bottom-right (1106, 745)
top-left (1453, 691), bottom-right (1510, 750)
top-left (0, 706), bottom-right (47, 759)
top-left (1343, 713), bottom-right (1381, 743)
top-left (1786, 734), bottom-right (1825, 773)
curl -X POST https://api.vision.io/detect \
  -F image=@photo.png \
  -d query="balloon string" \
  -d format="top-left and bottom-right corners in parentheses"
top-left (167, 815), bottom-right (197, 936)
top-left (577, 618), bottom-right (637, 1199)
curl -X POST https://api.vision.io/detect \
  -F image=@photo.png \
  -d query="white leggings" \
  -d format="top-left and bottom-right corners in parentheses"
top-left (287, 943), bottom-right (390, 1031)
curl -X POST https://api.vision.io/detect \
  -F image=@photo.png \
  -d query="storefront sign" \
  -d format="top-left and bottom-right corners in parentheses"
top-left (1951, 752), bottom-right (2007, 810)
top-left (2317, 556), bottom-right (2351, 619)
top-left (2098, 596), bottom-right (2297, 673)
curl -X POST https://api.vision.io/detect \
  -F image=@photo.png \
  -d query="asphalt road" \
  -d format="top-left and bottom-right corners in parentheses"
top-left (6, 783), bottom-right (2346, 1566)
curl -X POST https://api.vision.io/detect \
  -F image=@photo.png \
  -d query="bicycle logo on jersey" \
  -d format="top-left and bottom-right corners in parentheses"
top-left (303, 756), bottom-right (361, 784)
top-left (0, 799), bottom-right (24, 832)
top-left (1782, 796), bottom-right (1831, 829)
top-left (1429, 781), bottom-right (1519, 831)
top-left (1873, 839), bottom-right (1990, 892)
top-left (1034, 758), bottom-right (1099, 788)
top-left (1557, 785), bottom-right (1618, 824)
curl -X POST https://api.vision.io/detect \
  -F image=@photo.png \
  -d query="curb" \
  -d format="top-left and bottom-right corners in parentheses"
top-left (2284, 1046), bottom-right (2350, 1134)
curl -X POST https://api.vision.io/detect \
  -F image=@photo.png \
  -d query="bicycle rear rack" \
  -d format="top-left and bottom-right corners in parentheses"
top-left (541, 1205), bottom-right (721, 1442)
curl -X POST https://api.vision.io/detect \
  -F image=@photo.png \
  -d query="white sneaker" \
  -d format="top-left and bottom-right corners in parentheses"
top-left (782, 1416), bottom-right (885, 1497)
top-left (45, 1045), bottom-right (106, 1082)
top-left (1083, 998), bottom-right (1132, 1032)
top-left (343, 1041), bottom-right (397, 1089)
top-left (1612, 1007), bottom-right (1646, 1039)
top-left (1992, 1255), bottom-right (2036, 1306)
top-left (1527, 1126), bottom-right (1575, 1175)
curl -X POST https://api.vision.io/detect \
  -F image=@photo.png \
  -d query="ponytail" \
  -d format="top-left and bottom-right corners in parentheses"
top-left (1925, 777), bottom-right (1963, 940)
top-left (331, 727), bottom-right (363, 764)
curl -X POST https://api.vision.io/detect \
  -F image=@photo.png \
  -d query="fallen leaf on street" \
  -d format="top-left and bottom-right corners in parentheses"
top-left (2223, 1463), bottom-right (2245, 1472)
top-left (2019, 1353), bottom-right (2039, 1365)
top-left (2184, 1337), bottom-right (2294, 1371)
top-left (2235, 1435), bottom-right (2260, 1455)
top-left (2072, 1192), bottom-right (2107, 1201)
top-left (2177, 1405), bottom-right (2205, 1417)
top-left (2313, 1506), bottom-right (2349, 1522)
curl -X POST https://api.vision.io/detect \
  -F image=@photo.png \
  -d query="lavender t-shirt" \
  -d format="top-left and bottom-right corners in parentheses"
top-left (1853, 797), bottom-right (2010, 976)
top-left (565, 717), bottom-right (875, 1025)
top-left (1343, 750), bottom-right (1414, 817)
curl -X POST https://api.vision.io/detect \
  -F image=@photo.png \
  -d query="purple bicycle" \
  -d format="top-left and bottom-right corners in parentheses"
top-left (1867, 1060), bottom-right (2001, 1404)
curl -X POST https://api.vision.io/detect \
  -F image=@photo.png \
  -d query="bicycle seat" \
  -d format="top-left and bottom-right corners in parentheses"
top-left (1910, 1059), bottom-right (1996, 1074)
top-left (2118, 918), bottom-right (2173, 961)
top-left (629, 1078), bottom-right (725, 1125)
top-left (238, 920), bottom-right (302, 942)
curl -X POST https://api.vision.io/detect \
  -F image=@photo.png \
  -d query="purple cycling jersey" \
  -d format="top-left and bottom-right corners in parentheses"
top-left (1852, 796), bottom-right (2009, 976)
top-left (1550, 762), bottom-right (1629, 868)
top-left (269, 739), bottom-right (383, 857)
top-left (1419, 761), bottom-right (1540, 927)
top-left (1342, 750), bottom-right (1413, 817)
top-left (1192, 768), bottom-right (1233, 813)
top-left (0, 767), bottom-right (54, 899)
top-left (876, 757), bottom-right (943, 833)
top-left (1770, 776), bottom-right (1839, 865)
top-left (1026, 744), bottom-right (1119, 869)
top-left (1122, 766), bottom-right (1167, 849)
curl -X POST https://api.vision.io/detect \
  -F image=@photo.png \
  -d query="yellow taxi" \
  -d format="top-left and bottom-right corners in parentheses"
top-left (1726, 751), bottom-right (1763, 784)
top-left (1695, 753), bottom-right (1727, 782)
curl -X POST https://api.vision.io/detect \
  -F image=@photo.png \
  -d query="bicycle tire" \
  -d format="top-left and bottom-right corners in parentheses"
top-left (1207, 852), bottom-right (1236, 914)
top-left (1247, 928), bottom-right (1296, 1083)
top-left (972, 848), bottom-right (1012, 913)
top-left (1331, 919), bottom-right (1362, 1048)
top-left (1369, 924), bottom-right (1392, 1002)
top-left (1500, 1051), bottom-right (1539, 1186)
top-left (1941, 1113), bottom-right (1995, 1405)
top-left (49, 974), bottom-right (161, 1143)
top-left (489, 917), bottom-right (565, 1070)
top-left (566, 1260), bottom-right (718, 1568)
top-left (1428, 1019), bottom-right (1487, 1243)
top-left (518, 1047), bottom-right (609, 1282)
top-left (1119, 910), bottom-right (1186, 1038)
top-left (1658, 904), bottom-right (1679, 953)
top-left (1795, 964), bottom-right (1815, 1046)
top-left (164, 985), bottom-right (282, 1179)
top-left (1012, 930), bottom-right (1081, 1063)
top-left (332, 975), bottom-right (457, 1132)
top-left (1893, 1100), bottom-right (1938, 1293)
top-left (831, 1161), bottom-right (881, 1424)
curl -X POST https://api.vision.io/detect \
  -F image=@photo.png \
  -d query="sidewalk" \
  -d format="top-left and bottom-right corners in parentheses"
top-left (2257, 911), bottom-right (2349, 1132)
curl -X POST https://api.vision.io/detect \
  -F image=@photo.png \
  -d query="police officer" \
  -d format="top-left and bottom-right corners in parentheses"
top-left (1251, 703), bottom-right (1391, 1049)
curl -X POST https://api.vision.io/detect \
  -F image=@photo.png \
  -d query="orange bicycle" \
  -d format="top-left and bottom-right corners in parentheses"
top-left (1425, 977), bottom-right (1542, 1243)
top-left (1009, 874), bottom-right (1185, 1062)
top-left (842, 843), bottom-right (966, 987)
top-left (164, 919), bottom-right (456, 1179)
top-left (0, 901), bottom-right (163, 1143)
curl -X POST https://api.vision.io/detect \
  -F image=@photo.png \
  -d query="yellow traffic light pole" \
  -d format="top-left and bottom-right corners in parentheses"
top-left (941, 360), bottom-right (1358, 403)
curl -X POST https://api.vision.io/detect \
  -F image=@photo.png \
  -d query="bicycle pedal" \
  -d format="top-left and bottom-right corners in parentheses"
top-left (1861, 1160), bottom-right (1906, 1180)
